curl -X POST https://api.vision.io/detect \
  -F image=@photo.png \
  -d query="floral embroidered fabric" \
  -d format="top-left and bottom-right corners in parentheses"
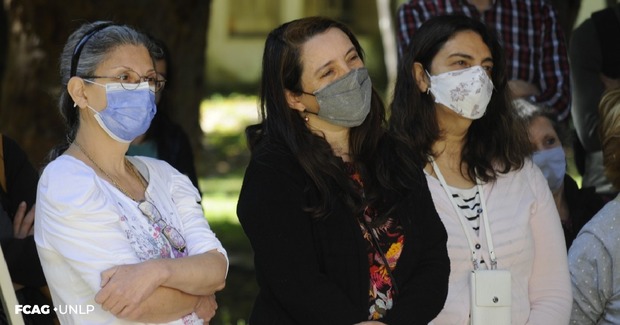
top-left (117, 196), bottom-right (196, 324)
top-left (345, 162), bottom-right (405, 320)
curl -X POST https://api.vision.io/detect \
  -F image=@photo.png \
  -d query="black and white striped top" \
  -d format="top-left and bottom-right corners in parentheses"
top-left (447, 185), bottom-right (486, 267)
top-left (447, 185), bottom-right (482, 235)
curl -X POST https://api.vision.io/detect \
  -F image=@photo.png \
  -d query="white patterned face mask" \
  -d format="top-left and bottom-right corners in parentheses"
top-left (426, 65), bottom-right (494, 120)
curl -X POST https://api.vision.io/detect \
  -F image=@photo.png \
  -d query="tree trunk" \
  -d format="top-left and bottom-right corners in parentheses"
top-left (0, 0), bottom-right (211, 169)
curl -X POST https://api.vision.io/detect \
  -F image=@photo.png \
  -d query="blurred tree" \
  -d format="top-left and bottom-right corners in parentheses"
top-left (376, 0), bottom-right (397, 99)
top-left (0, 0), bottom-right (211, 169)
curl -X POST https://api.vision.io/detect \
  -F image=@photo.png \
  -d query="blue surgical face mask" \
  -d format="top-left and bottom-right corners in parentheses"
top-left (85, 81), bottom-right (156, 143)
top-left (532, 146), bottom-right (566, 192)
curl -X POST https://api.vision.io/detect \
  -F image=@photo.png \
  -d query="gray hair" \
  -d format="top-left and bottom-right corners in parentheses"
top-left (513, 98), bottom-right (570, 148)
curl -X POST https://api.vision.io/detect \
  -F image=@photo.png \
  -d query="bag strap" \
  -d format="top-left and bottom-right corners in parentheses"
top-left (430, 157), bottom-right (498, 270)
top-left (0, 134), bottom-right (5, 193)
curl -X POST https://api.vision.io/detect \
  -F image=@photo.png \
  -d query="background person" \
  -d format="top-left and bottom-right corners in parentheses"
top-left (569, 3), bottom-right (620, 200)
top-left (390, 14), bottom-right (572, 324)
top-left (514, 99), bottom-right (604, 249)
top-left (569, 88), bottom-right (620, 324)
top-left (236, 16), bottom-right (449, 325)
top-left (35, 21), bottom-right (227, 324)
top-left (127, 36), bottom-right (200, 192)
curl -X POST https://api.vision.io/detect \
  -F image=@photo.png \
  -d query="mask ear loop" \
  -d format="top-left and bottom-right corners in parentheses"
top-left (424, 70), bottom-right (432, 95)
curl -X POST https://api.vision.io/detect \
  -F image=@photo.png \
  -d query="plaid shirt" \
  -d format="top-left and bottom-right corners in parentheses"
top-left (397, 0), bottom-right (571, 120)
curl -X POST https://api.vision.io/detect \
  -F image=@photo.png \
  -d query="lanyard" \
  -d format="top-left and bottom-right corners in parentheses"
top-left (429, 157), bottom-right (498, 270)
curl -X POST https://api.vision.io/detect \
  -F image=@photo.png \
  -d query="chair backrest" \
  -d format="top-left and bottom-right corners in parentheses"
top-left (0, 248), bottom-right (24, 325)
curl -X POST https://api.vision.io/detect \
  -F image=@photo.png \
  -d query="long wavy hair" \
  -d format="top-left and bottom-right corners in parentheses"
top-left (389, 14), bottom-right (530, 187)
top-left (247, 16), bottom-right (386, 220)
top-left (47, 21), bottom-right (158, 162)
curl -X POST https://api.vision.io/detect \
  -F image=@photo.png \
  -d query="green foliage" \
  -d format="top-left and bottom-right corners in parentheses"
top-left (208, 220), bottom-right (256, 325)
top-left (199, 95), bottom-right (259, 324)
top-left (200, 94), bottom-right (257, 177)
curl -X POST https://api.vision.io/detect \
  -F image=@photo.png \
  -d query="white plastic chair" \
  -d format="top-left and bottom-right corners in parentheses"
top-left (0, 248), bottom-right (24, 325)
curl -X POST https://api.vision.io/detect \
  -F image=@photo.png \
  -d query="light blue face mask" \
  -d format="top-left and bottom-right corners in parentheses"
top-left (532, 146), bottom-right (566, 192)
top-left (85, 81), bottom-right (156, 143)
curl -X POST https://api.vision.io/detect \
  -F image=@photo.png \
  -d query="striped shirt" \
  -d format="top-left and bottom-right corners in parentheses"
top-left (448, 185), bottom-right (482, 235)
top-left (396, 0), bottom-right (571, 120)
top-left (448, 185), bottom-right (487, 267)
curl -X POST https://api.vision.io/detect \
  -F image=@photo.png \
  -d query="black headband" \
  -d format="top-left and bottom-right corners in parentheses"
top-left (70, 22), bottom-right (116, 77)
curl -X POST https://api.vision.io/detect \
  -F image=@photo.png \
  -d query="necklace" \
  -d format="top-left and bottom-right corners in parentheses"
top-left (73, 141), bottom-right (145, 202)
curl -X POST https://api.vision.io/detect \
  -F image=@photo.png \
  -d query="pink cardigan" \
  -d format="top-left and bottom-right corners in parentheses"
top-left (427, 160), bottom-right (572, 325)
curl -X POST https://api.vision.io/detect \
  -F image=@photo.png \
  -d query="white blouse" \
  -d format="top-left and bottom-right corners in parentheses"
top-left (35, 155), bottom-right (227, 324)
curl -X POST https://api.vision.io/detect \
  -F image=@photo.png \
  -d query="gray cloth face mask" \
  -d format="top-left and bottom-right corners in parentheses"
top-left (304, 67), bottom-right (372, 127)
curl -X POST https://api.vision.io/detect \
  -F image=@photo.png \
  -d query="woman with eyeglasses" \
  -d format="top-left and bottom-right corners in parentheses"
top-left (236, 16), bottom-right (449, 324)
top-left (34, 21), bottom-right (228, 324)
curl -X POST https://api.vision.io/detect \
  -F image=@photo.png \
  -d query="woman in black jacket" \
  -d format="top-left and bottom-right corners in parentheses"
top-left (236, 16), bottom-right (449, 324)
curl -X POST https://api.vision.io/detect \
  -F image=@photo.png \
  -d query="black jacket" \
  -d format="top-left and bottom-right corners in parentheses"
top-left (563, 175), bottom-right (605, 249)
top-left (0, 135), bottom-right (46, 288)
top-left (236, 137), bottom-right (449, 324)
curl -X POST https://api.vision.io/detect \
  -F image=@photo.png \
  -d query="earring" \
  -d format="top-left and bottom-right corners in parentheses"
top-left (302, 109), bottom-right (310, 122)
top-left (73, 102), bottom-right (77, 108)
top-left (426, 87), bottom-right (431, 95)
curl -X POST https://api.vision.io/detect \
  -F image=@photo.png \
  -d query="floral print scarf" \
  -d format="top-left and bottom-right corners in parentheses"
top-left (345, 162), bottom-right (405, 320)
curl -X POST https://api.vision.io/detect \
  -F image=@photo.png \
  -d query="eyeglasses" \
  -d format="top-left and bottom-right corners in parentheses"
top-left (81, 70), bottom-right (166, 93)
top-left (137, 200), bottom-right (186, 253)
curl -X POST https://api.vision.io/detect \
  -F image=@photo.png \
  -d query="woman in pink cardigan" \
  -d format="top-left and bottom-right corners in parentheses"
top-left (388, 15), bottom-right (572, 324)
